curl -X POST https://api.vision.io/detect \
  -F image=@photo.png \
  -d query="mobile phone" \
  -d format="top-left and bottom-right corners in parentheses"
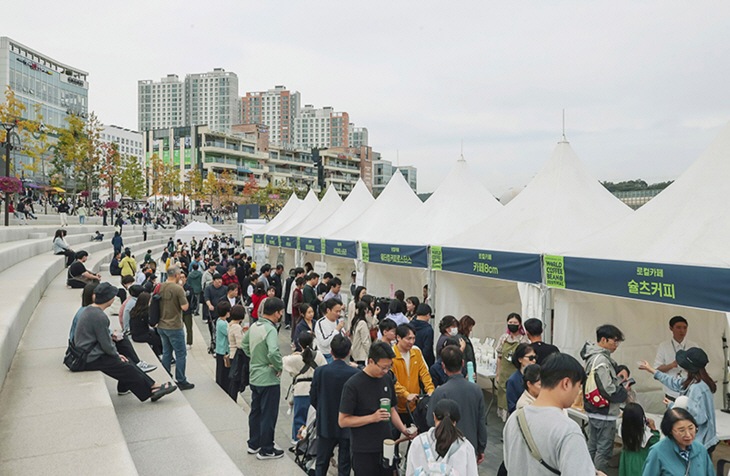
top-left (626, 378), bottom-right (636, 387)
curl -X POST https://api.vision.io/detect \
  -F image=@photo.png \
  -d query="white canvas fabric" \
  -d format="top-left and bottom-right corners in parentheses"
top-left (283, 185), bottom-right (343, 238)
top-left (265, 189), bottom-right (320, 236)
top-left (174, 221), bottom-right (221, 244)
top-left (304, 179), bottom-right (375, 239)
top-left (257, 193), bottom-right (301, 236)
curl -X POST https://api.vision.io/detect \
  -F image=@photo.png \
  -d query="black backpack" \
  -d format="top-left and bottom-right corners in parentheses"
top-left (148, 283), bottom-right (162, 327)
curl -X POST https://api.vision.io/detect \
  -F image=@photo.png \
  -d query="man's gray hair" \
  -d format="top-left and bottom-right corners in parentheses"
top-left (167, 265), bottom-right (181, 278)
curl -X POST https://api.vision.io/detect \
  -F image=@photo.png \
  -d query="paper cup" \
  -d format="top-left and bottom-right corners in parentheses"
top-left (383, 439), bottom-right (395, 465)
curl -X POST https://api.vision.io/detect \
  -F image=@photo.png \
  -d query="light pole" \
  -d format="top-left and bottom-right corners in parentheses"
top-left (2, 120), bottom-right (19, 226)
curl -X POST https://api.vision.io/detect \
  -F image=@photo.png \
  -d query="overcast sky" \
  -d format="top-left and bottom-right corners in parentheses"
top-left (5, 1), bottom-right (730, 195)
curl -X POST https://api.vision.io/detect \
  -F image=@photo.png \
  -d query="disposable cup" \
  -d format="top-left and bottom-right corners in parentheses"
top-left (383, 439), bottom-right (395, 465)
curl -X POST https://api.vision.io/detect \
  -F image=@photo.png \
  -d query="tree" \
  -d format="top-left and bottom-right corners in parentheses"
top-left (20, 103), bottom-right (54, 177)
top-left (241, 174), bottom-right (259, 204)
top-left (119, 154), bottom-right (145, 200)
top-left (184, 169), bottom-right (204, 206)
top-left (148, 153), bottom-right (164, 197)
top-left (161, 166), bottom-right (182, 204)
top-left (98, 142), bottom-right (121, 204)
top-left (0, 86), bottom-right (39, 177)
top-left (218, 169), bottom-right (237, 209)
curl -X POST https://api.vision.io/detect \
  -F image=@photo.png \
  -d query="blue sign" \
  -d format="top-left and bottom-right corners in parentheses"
top-left (253, 234), bottom-right (264, 244)
top-left (324, 239), bottom-right (357, 259)
top-left (265, 235), bottom-right (280, 247)
top-left (280, 235), bottom-right (297, 249)
top-left (557, 256), bottom-right (730, 312)
top-left (437, 247), bottom-right (542, 284)
top-left (363, 243), bottom-right (428, 268)
top-left (299, 237), bottom-right (322, 253)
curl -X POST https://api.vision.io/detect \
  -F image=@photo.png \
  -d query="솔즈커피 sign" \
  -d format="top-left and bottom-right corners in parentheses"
top-left (558, 256), bottom-right (730, 312)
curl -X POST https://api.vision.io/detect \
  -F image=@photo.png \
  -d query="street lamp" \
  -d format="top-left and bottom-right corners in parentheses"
top-left (2, 120), bottom-right (19, 226)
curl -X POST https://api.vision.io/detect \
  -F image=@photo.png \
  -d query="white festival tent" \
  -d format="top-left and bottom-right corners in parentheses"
top-left (552, 123), bottom-right (730, 412)
top-left (283, 185), bottom-right (343, 266)
top-left (174, 221), bottom-right (221, 244)
top-left (253, 193), bottom-right (302, 264)
top-left (436, 136), bottom-right (632, 351)
top-left (265, 190), bottom-right (320, 270)
top-left (300, 179), bottom-right (375, 282)
top-left (370, 157), bottom-right (503, 306)
top-left (329, 170), bottom-right (425, 298)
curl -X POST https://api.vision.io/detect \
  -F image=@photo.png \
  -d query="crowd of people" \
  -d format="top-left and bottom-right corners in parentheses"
top-left (61, 228), bottom-right (723, 476)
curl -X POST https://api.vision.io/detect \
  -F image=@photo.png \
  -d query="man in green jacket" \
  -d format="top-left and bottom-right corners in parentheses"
top-left (242, 297), bottom-right (285, 460)
top-left (187, 262), bottom-right (203, 315)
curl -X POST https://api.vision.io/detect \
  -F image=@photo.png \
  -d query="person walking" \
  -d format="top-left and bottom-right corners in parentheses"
top-left (428, 345), bottom-right (486, 465)
top-left (392, 323), bottom-right (435, 426)
top-left (314, 298), bottom-right (346, 363)
top-left (112, 232), bottom-right (123, 256)
top-left (642, 408), bottom-right (714, 476)
top-left (242, 297), bottom-right (285, 460)
top-left (349, 301), bottom-right (372, 366)
top-left (310, 335), bottom-right (358, 476)
top-left (58, 199), bottom-right (69, 227)
top-left (158, 266), bottom-right (194, 390)
top-left (142, 221), bottom-right (148, 241)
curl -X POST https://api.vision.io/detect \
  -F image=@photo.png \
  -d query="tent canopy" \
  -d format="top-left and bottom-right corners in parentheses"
top-left (265, 189), bottom-right (320, 238)
top-left (281, 185), bottom-right (343, 239)
top-left (175, 221), bottom-right (221, 244)
top-left (253, 193), bottom-right (301, 243)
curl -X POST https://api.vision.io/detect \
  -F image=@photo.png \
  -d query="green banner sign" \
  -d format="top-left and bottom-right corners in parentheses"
top-left (361, 243), bottom-right (370, 262)
top-left (431, 246), bottom-right (443, 271)
top-left (544, 255), bottom-right (566, 289)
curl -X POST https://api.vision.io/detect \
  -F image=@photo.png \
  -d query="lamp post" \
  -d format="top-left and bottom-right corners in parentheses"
top-left (2, 120), bottom-right (19, 226)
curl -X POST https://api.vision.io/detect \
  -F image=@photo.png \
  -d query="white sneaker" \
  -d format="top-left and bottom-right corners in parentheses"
top-left (137, 361), bottom-right (157, 373)
top-left (186, 344), bottom-right (192, 350)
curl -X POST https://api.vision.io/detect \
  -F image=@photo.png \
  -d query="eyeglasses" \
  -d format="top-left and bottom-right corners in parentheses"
top-left (377, 363), bottom-right (393, 372)
top-left (673, 425), bottom-right (696, 436)
top-left (526, 355), bottom-right (537, 361)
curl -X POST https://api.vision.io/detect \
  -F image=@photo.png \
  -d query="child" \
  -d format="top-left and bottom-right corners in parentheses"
top-left (215, 300), bottom-right (232, 393)
top-left (227, 304), bottom-right (249, 401)
top-left (619, 402), bottom-right (659, 476)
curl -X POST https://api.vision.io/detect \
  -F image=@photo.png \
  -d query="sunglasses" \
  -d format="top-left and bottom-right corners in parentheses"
top-left (526, 355), bottom-right (537, 361)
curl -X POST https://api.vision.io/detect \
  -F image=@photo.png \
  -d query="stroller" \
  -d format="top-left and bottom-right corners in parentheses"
top-left (291, 406), bottom-right (317, 475)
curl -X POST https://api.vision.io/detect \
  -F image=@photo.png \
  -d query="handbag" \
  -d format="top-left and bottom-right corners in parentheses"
top-left (63, 339), bottom-right (95, 372)
top-left (148, 283), bottom-right (162, 327)
top-left (584, 362), bottom-right (609, 408)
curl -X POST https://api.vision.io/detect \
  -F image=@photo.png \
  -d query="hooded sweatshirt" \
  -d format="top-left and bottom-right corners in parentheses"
top-left (580, 341), bottom-right (627, 419)
top-left (406, 428), bottom-right (478, 476)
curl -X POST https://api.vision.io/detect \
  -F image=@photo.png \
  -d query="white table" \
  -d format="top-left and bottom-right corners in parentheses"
top-left (568, 407), bottom-right (730, 440)
top-left (477, 371), bottom-right (498, 415)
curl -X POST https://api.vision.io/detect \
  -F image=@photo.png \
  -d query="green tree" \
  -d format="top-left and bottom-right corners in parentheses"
top-left (119, 154), bottom-right (145, 200)
top-left (98, 142), bottom-right (121, 204)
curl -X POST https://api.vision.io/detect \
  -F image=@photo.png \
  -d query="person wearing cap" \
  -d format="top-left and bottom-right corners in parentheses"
top-left (653, 315), bottom-right (697, 401)
top-left (411, 303), bottom-right (435, 368)
top-left (639, 347), bottom-right (719, 454)
top-left (73, 282), bottom-right (177, 402)
top-left (349, 270), bottom-right (357, 297)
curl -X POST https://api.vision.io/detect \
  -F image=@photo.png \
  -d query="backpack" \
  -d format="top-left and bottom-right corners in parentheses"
top-left (148, 283), bottom-right (163, 327)
top-left (413, 438), bottom-right (458, 476)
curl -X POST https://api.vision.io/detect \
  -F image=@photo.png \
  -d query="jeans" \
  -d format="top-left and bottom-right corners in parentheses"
top-left (587, 417), bottom-right (617, 472)
top-left (248, 384), bottom-right (281, 453)
top-left (158, 327), bottom-right (188, 384)
top-left (79, 216), bottom-right (85, 224)
top-left (316, 435), bottom-right (351, 476)
top-left (292, 395), bottom-right (309, 440)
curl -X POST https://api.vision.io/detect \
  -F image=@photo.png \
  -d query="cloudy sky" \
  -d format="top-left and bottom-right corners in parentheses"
top-left (5, 1), bottom-right (730, 194)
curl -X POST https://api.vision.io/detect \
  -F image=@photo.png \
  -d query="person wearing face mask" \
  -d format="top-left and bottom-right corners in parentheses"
top-left (436, 315), bottom-right (461, 356)
top-left (495, 312), bottom-right (530, 422)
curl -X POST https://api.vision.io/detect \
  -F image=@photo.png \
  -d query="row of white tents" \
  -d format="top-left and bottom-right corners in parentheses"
top-left (253, 124), bottom-right (730, 413)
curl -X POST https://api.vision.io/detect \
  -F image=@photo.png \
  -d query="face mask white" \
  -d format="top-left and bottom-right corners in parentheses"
top-left (449, 328), bottom-right (458, 336)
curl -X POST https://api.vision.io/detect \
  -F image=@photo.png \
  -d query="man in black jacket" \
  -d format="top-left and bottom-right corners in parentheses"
top-left (271, 264), bottom-right (284, 299)
top-left (283, 267), bottom-right (304, 330)
top-left (310, 335), bottom-right (358, 476)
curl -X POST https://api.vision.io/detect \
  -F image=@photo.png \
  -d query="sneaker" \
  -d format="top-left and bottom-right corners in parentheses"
top-left (247, 447), bottom-right (260, 455)
top-left (117, 389), bottom-right (131, 395)
top-left (177, 380), bottom-right (195, 390)
top-left (285, 324), bottom-right (291, 330)
top-left (256, 448), bottom-right (284, 460)
top-left (290, 439), bottom-right (299, 447)
top-left (186, 344), bottom-right (192, 350)
top-left (137, 361), bottom-right (157, 373)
